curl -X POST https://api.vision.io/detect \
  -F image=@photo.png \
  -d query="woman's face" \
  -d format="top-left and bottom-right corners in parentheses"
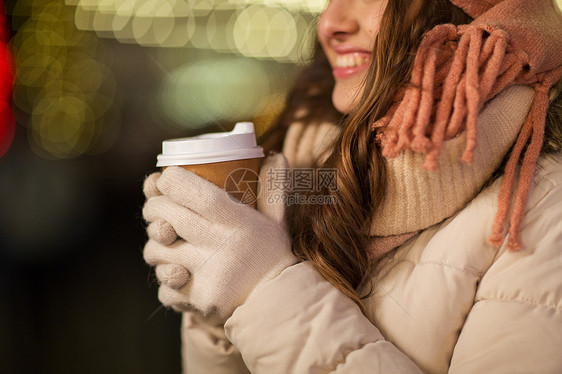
top-left (318, 0), bottom-right (387, 114)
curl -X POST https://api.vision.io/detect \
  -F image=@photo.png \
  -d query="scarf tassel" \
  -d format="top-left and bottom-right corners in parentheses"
top-left (489, 82), bottom-right (554, 251)
top-left (377, 25), bottom-right (521, 172)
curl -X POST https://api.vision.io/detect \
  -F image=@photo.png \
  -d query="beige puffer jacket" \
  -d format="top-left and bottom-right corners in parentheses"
top-left (180, 89), bottom-right (562, 373)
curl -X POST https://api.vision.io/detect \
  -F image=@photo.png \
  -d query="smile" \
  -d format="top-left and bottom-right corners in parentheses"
top-left (332, 52), bottom-right (371, 80)
top-left (335, 53), bottom-right (371, 68)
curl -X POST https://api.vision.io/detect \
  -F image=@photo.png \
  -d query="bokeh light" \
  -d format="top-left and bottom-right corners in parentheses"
top-left (159, 56), bottom-right (272, 129)
top-left (0, 0), bottom-right (14, 158)
top-left (60, 0), bottom-right (325, 138)
top-left (232, 5), bottom-right (297, 60)
top-left (11, 0), bottom-right (119, 159)
top-left (67, 0), bottom-right (324, 62)
top-left (228, 0), bottom-right (326, 13)
top-left (10, 0), bottom-right (330, 158)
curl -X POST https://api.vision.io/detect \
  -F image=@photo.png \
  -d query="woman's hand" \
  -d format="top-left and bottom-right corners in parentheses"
top-left (142, 154), bottom-right (297, 323)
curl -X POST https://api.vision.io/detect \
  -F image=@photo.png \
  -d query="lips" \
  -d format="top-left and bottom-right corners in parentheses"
top-left (331, 50), bottom-right (371, 80)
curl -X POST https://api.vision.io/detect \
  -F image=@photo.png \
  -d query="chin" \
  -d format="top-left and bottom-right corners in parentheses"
top-left (332, 81), bottom-right (363, 114)
top-left (332, 89), bottom-right (357, 114)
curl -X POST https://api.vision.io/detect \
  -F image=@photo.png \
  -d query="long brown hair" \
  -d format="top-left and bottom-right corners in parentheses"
top-left (259, 39), bottom-right (341, 154)
top-left (260, 0), bottom-right (562, 314)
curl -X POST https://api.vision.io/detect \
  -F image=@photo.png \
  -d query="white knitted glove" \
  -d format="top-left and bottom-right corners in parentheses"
top-left (142, 154), bottom-right (297, 323)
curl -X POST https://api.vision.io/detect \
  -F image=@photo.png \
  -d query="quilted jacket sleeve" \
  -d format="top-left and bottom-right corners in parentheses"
top-left (181, 311), bottom-right (250, 373)
top-left (449, 154), bottom-right (562, 372)
top-left (224, 262), bottom-right (423, 374)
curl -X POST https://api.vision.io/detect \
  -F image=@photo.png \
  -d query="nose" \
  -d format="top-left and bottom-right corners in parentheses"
top-left (318, 0), bottom-right (359, 41)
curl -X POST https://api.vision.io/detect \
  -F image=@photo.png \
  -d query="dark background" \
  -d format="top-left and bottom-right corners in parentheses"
top-left (0, 0), bottom-right (308, 372)
top-left (0, 39), bottom-right (185, 373)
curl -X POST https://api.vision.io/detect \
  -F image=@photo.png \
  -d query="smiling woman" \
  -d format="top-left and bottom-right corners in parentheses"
top-left (141, 0), bottom-right (562, 372)
top-left (317, 0), bottom-right (386, 112)
top-left (275, 0), bottom-right (473, 310)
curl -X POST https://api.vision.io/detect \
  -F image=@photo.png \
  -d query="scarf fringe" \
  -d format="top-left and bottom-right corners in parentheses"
top-left (373, 23), bottom-right (562, 251)
top-left (490, 76), bottom-right (560, 251)
top-left (377, 25), bottom-right (517, 169)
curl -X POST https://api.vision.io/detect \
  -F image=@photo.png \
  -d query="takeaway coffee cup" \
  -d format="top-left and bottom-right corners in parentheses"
top-left (156, 122), bottom-right (264, 207)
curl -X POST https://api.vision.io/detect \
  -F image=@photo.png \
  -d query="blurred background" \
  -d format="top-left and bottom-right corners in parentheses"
top-left (0, 0), bottom-right (324, 372)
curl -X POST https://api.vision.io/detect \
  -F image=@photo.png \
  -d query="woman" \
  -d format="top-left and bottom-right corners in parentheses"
top-left (142, 0), bottom-right (562, 372)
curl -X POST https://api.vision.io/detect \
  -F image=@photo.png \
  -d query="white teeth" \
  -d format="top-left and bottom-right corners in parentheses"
top-left (335, 54), bottom-right (370, 68)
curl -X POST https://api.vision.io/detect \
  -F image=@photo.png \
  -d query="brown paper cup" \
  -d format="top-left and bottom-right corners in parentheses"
top-left (166, 158), bottom-right (261, 208)
top-left (157, 122), bottom-right (264, 208)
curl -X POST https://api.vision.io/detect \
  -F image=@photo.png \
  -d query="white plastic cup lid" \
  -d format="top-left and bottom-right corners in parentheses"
top-left (156, 122), bottom-right (265, 167)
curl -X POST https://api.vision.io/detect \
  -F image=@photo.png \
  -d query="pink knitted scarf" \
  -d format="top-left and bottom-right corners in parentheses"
top-left (373, 0), bottom-right (562, 251)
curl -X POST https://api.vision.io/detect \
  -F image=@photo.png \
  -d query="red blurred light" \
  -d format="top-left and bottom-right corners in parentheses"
top-left (0, 42), bottom-right (13, 101)
top-left (0, 0), bottom-right (14, 158)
